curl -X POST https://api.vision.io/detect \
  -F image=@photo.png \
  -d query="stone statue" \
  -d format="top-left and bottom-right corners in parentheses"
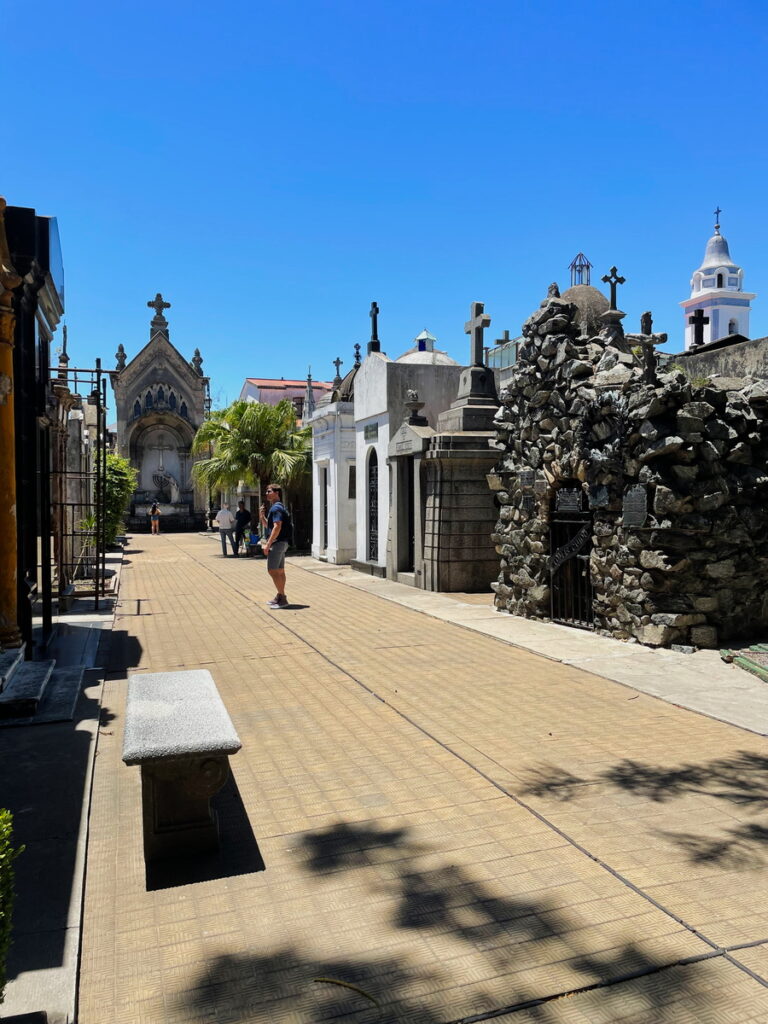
top-left (115, 343), bottom-right (126, 371)
top-left (640, 311), bottom-right (653, 336)
top-left (407, 388), bottom-right (419, 403)
top-left (190, 348), bottom-right (203, 375)
top-left (547, 282), bottom-right (560, 298)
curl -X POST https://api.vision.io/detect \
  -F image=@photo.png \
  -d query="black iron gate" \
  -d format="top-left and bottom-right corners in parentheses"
top-left (549, 485), bottom-right (593, 628)
top-left (368, 449), bottom-right (378, 561)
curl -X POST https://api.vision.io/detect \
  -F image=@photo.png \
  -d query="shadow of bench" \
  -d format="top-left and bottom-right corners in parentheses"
top-left (122, 669), bottom-right (242, 863)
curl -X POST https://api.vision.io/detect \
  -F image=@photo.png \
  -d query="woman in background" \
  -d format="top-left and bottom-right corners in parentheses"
top-left (150, 502), bottom-right (161, 535)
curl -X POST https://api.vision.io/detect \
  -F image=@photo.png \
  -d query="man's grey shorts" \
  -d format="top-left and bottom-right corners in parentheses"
top-left (267, 541), bottom-right (289, 570)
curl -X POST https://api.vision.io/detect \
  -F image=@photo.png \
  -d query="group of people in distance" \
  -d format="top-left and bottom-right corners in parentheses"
top-left (146, 486), bottom-right (292, 609)
top-left (214, 486), bottom-right (291, 609)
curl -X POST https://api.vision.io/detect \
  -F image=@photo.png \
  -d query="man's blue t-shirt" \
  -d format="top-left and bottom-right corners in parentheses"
top-left (267, 501), bottom-right (292, 544)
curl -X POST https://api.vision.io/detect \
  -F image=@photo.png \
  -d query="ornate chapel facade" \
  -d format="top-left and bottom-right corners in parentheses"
top-left (111, 294), bottom-right (208, 530)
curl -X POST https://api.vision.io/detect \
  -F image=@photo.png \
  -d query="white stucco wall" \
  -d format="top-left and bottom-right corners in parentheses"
top-left (310, 401), bottom-right (356, 563)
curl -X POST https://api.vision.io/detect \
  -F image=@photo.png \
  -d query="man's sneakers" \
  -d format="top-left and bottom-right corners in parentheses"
top-left (266, 595), bottom-right (289, 609)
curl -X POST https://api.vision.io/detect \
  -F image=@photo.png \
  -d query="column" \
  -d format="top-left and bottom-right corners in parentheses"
top-left (0, 198), bottom-right (22, 646)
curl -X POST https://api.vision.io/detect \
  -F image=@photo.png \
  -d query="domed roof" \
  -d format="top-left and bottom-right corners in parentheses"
top-left (560, 284), bottom-right (609, 337)
top-left (700, 228), bottom-right (738, 270)
top-left (396, 348), bottom-right (459, 366)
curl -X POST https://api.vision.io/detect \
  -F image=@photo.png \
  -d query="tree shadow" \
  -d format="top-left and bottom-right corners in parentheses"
top-left (175, 821), bottom-right (724, 1023)
top-left (517, 751), bottom-right (768, 867)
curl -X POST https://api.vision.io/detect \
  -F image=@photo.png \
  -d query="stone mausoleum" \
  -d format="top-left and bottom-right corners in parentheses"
top-left (112, 294), bottom-right (208, 530)
top-left (491, 272), bottom-right (768, 649)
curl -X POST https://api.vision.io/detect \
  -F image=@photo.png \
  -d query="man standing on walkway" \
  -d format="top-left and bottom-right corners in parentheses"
top-left (260, 484), bottom-right (291, 608)
top-left (215, 501), bottom-right (237, 557)
top-left (234, 499), bottom-right (251, 557)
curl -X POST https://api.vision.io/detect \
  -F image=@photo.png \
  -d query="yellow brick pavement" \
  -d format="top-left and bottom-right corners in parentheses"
top-left (78, 535), bottom-right (768, 1023)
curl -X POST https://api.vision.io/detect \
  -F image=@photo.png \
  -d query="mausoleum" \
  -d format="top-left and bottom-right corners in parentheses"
top-left (491, 273), bottom-right (768, 649)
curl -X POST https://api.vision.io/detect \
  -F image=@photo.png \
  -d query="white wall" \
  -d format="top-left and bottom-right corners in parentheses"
top-left (310, 402), bottom-right (356, 563)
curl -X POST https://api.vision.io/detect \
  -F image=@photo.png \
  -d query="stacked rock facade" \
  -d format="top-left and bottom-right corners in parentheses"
top-left (491, 288), bottom-right (768, 648)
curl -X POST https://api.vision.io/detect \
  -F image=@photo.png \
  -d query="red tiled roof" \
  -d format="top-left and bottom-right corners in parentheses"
top-left (245, 378), bottom-right (333, 389)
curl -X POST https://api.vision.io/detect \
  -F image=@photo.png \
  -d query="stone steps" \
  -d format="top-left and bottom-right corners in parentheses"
top-left (0, 660), bottom-right (55, 718)
top-left (0, 648), bottom-right (24, 688)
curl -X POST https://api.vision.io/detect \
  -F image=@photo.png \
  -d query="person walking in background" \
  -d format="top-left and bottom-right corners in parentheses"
top-left (215, 501), bottom-right (237, 557)
top-left (234, 499), bottom-right (252, 557)
top-left (149, 502), bottom-right (161, 535)
top-left (260, 484), bottom-right (291, 608)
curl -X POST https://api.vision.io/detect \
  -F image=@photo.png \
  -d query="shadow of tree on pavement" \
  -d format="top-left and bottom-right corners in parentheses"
top-left (517, 750), bottom-right (768, 867)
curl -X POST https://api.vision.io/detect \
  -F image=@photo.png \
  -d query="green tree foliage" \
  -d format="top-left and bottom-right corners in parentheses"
top-left (0, 809), bottom-right (24, 1004)
top-left (105, 452), bottom-right (138, 544)
top-left (191, 399), bottom-right (311, 496)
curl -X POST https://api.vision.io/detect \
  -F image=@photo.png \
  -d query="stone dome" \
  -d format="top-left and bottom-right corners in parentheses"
top-left (396, 348), bottom-right (459, 366)
top-left (561, 284), bottom-right (609, 337)
top-left (700, 228), bottom-right (738, 271)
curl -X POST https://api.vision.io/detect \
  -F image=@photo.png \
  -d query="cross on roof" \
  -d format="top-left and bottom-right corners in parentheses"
top-left (600, 266), bottom-right (625, 311)
top-left (353, 343), bottom-right (361, 367)
top-left (714, 205), bottom-right (722, 228)
top-left (689, 307), bottom-right (709, 347)
top-left (495, 330), bottom-right (511, 345)
top-left (332, 357), bottom-right (343, 385)
top-left (368, 301), bottom-right (381, 353)
top-left (148, 293), bottom-right (171, 318)
top-left (464, 301), bottom-right (491, 367)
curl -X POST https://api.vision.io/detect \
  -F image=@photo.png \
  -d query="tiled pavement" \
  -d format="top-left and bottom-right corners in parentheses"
top-left (78, 534), bottom-right (768, 1023)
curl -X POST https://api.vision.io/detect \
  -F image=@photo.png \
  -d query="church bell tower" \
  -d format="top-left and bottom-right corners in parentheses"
top-left (680, 209), bottom-right (755, 350)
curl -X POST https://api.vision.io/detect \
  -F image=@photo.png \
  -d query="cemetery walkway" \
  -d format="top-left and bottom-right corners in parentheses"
top-left (79, 533), bottom-right (768, 1023)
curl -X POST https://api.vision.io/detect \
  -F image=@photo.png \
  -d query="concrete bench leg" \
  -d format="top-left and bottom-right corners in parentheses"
top-left (140, 755), bottom-right (231, 862)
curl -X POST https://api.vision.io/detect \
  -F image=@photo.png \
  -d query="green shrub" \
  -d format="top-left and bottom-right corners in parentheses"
top-left (0, 809), bottom-right (24, 1004)
top-left (105, 453), bottom-right (138, 545)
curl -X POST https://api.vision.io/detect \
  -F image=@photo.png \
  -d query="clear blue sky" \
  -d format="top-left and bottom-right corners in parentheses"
top-left (5, 0), bottom-right (768, 408)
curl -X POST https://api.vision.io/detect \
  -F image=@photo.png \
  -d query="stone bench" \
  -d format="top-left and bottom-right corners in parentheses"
top-left (122, 669), bottom-right (242, 862)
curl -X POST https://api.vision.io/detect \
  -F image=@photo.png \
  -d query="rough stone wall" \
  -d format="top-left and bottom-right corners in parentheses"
top-left (491, 290), bottom-right (768, 648)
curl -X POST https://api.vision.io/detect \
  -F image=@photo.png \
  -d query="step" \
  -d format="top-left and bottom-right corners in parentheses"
top-left (0, 660), bottom-right (55, 719)
top-left (0, 648), bottom-right (24, 690)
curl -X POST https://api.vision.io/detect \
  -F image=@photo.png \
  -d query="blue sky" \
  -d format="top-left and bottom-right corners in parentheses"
top-left (5, 0), bottom-right (768, 407)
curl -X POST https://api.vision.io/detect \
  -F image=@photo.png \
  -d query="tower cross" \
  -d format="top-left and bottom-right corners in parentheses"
top-left (464, 301), bottom-right (491, 367)
top-left (714, 205), bottom-right (722, 227)
top-left (600, 266), bottom-right (626, 311)
top-left (332, 357), bottom-right (343, 378)
top-left (148, 293), bottom-right (171, 318)
top-left (689, 308), bottom-right (709, 347)
top-left (353, 343), bottom-right (361, 367)
top-left (369, 301), bottom-right (380, 342)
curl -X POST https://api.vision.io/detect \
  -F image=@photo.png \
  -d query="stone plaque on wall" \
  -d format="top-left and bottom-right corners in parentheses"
top-left (364, 423), bottom-right (378, 441)
top-left (521, 494), bottom-right (535, 513)
top-left (519, 469), bottom-right (535, 489)
top-left (534, 474), bottom-right (547, 496)
top-left (622, 485), bottom-right (648, 527)
top-left (555, 487), bottom-right (581, 512)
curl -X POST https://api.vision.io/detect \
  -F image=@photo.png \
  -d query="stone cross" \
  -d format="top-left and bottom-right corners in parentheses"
top-left (353, 343), bottom-right (361, 367)
top-left (333, 357), bottom-right (343, 377)
top-left (370, 301), bottom-right (380, 342)
top-left (150, 438), bottom-right (174, 472)
top-left (640, 311), bottom-right (653, 336)
top-left (464, 301), bottom-right (491, 367)
top-left (600, 267), bottom-right (625, 311)
top-left (689, 308), bottom-right (709, 347)
top-left (148, 293), bottom-right (171, 318)
top-left (495, 330), bottom-right (511, 346)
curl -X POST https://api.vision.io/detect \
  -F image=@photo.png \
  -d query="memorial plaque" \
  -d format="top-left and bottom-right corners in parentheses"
top-left (622, 484), bottom-right (647, 527)
top-left (555, 487), bottom-right (582, 512)
top-left (519, 469), bottom-right (535, 489)
top-left (521, 494), bottom-right (535, 513)
top-left (534, 475), bottom-right (547, 496)
top-left (364, 423), bottom-right (379, 442)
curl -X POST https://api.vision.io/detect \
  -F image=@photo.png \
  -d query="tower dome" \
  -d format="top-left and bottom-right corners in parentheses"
top-left (680, 212), bottom-right (755, 350)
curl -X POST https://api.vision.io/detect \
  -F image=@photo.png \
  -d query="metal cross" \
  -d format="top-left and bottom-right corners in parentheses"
top-left (333, 357), bottom-right (343, 377)
top-left (148, 293), bottom-right (171, 317)
top-left (689, 308), bottom-right (709, 347)
top-left (150, 438), bottom-right (174, 472)
top-left (714, 205), bottom-right (722, 227)
top-left (369, 301), bottom-right (380, 342)
top-left (600, 267), bottom-right (625, 311)
top-left (464, 301), bottom-right (491, 366)
top-left (353, 343), bottom-right (361, 367)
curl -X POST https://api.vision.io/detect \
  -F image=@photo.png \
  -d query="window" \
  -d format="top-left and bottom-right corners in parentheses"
top-left (145, 391), bottom-right (153, 410)
top-left (133, 400), bottom-right (141, 418)
top-left (728, 319), bottom-right (738, 335)
top-left (180, 401), bottom-right (188, 419)
top-left (717, 273), bottom-right (724, 288)
top-left (169, 392), bottom-right (177, 410)
top-left (348, 465), bottom-right (356, 500)
top-left (157, 387), bottom-right (165, 403)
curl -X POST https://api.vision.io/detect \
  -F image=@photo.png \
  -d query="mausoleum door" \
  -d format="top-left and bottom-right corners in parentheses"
top-left (367, 449), bottom-right (378, 561)
top-left (549, 484), bottom-right (594, 629)
top-left (320, 467), bottom-right (329, 552)
top-left (406, 457), bottom-right (415, 572)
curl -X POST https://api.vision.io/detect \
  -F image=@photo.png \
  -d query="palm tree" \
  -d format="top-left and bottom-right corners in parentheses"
top-left (191, 399), bottom-right (311, 500)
